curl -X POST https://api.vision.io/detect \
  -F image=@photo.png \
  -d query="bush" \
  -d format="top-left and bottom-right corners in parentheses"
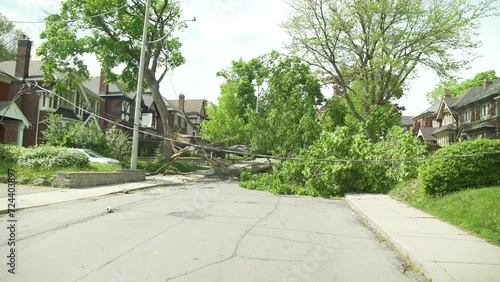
top-left (0, 144), bottom-right (25, 163)
top-left (17, 146), bottom-right (90, 170)
top-left (419, 138), bottom-right (500, 195)
top-left (240, 126), bottom-right (426, 197)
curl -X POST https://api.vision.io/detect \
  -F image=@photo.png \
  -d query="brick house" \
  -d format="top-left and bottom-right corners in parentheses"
top-left (167, 94), bottom-right (208, 136)
top-left (0, 71), bottom-right (29, 145)
top-left (454, 79), bottom-right (499, 140)
top-left (431, 94), bottom-right (459, 147)
top-left (411, 102), bottom-right (440, 143)
top-left (0, 37), bottom-right (103, 147)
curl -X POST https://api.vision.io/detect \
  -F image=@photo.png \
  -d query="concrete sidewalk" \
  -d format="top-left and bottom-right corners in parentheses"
top-left (346, 194), bottom-right (500, 282)
top-left (0, 173), bottom-right (208, 213)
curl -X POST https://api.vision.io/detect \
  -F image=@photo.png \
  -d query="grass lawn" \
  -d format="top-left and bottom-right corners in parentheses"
top-left (390, 181), bottom-right (500, 245)
top-left (0, 161), bottom-right (118, 186)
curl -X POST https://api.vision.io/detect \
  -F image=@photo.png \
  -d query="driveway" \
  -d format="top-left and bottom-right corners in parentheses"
top-left (0, 181), bottom-right (423, 281)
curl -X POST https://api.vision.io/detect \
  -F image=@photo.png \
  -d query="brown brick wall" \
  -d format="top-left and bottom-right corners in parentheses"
top-left (0, 82), bottom-right (10, 101)
top-left (1, 120), bottom-right (22, 145)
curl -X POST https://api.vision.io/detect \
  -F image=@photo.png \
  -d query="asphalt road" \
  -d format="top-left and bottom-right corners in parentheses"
top-left (0, 181), bottom-right (422, 282)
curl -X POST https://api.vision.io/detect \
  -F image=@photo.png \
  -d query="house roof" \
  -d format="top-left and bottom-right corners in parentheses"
top-left (463, 121), bottom-right (497, 132)
top-left (453, 86), bottom-right (484, 109)
top-left (412, 101), bottom-right (440, 120)
top-left (417, 127), bottom-right (437, 141)
top-left (55, 107), bottom-right (79, 120)
top-left (82, 77), bottom-right (133, 99)
top-left (400, 116), bottom-right (413, 126)
top-left (0, 60), bottom-right (66, 81)
top-left (167, 99), bottom-right (206, 115)
top-left (0, 70), bottom-right (21, 83)
top-left (453, 81), bottom-right (500, 108)
top-left (0, 101), bottom-right (30, 127)
top-left (432, 124), bottom-right (457, 135)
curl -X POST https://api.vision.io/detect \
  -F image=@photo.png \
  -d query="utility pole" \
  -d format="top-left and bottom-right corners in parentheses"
top-left (130, 0), bottom-right (151, 169)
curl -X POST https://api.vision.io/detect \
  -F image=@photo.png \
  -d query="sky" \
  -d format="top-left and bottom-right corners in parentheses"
top-left (2, 0), bottom-right (500, 116)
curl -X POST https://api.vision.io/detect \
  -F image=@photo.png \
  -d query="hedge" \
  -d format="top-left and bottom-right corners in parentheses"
top-left (17, 146), bottom-right (90, 170)
top-left (418, 138), bottom-right (500, 195)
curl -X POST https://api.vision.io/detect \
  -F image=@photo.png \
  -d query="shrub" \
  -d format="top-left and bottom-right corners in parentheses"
top-left (419, 138), bottom-right (500, 195)
top-left (17, 146), bottom-right (90, 170)
top-left (105, 126), bottom-right (131, 160)
top-left (240, 126), bottom-right (427, 197)
top-left (0, 144), bottom-right (25, 163)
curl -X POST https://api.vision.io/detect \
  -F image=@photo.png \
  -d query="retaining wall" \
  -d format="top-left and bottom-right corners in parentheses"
top-left (55, 169), bottom-right (145, 188)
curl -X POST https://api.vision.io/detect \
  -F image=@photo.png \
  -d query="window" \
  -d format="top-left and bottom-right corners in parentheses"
top-left (463, 110), bottom-right (471, 123)
top-left (481, 103), bottom-right (491, 119)
top-left (38, 91), bottom-right (58, 111)
top-left (60, 91), bottom-right (75, 109)
top-left (121, 101), bottom-right (131, 121)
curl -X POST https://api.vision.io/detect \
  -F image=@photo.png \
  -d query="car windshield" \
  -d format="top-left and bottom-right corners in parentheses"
top-left (83, 149), bottom-right (104, 158)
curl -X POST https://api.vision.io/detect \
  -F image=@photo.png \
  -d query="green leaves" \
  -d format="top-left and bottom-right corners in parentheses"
top-left (283, 0), bottom-right (497, 139)
top-left (0, 13), bottom-right (22, 62)
top-left (419, 139), bottom-right (500, 195)
top-left (426, 70), bottom-right (500, 103)
top-left (202, 52), bottom-right (324, 155)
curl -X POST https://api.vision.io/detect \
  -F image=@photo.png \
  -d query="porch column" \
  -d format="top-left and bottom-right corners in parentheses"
top-left (17, 122), bottom-right (24, 146)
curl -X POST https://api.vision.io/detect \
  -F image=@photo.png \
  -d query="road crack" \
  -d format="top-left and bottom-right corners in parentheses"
top-left (164, 197), bottom-right (282, 281)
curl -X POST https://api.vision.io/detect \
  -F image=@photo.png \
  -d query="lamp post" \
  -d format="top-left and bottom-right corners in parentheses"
top-left (130, 1), bottom-right (196, 169)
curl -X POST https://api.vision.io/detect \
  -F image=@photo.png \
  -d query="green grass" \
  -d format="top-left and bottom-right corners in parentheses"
top-left (390, 182), bottom-right (500, 245)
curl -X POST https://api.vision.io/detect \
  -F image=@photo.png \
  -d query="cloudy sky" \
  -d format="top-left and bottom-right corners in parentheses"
top-left (2, 0), bottom-right (499, 116)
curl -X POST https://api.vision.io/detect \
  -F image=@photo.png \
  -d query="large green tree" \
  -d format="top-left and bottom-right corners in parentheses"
top-left (37, 0), bottom-right (191, 162)
top-left (426, 70), bottom-right (499, 103)
top-left (201, 52), bottom-right (324, 156)
top-left (200, 81), bottom-right (249, 145)
top-left (248, 52), bottom-right (323, 155)
top-left (283, 0), bottom-right (496, 140)
top-left (0, 13), bottom-right (22, 62)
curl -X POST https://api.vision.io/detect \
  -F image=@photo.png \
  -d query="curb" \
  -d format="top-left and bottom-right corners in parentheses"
top-left (0, 181), bottom-right (178, 214)
top-left (345, 195), bottom-right (431, 282)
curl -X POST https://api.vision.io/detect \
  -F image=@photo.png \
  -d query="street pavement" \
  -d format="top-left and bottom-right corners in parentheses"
top-left (346, 194), bottom-right (500, 282)
top-left (0, 181), bottom-right (421, 282)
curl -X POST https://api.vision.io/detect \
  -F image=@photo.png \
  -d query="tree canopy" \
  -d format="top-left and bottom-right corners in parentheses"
top-left (37, 0), bottom-right (192, 161)
top-left (0, 13), bottom-right (22, 62)
top-left (426, 70), bottom-right (500, 103)
top-left (201, 52), bottom-right (324, 155)
top-left (283, 0), bottom-right (497, 140)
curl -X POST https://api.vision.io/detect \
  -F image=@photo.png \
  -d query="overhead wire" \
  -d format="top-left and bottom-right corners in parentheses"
top-left (27, 82), bottom-right (500, 163)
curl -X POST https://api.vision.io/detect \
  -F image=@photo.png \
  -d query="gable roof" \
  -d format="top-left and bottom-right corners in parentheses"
top-left (0, 101), bottom-right (30, 127)
top-left (417, 127), bottom-right (437, 141)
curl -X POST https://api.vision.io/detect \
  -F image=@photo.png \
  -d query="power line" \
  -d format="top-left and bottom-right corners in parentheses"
top-left (10, 4), bottom-right (128, 24)
top-left (27, 82), bottom-right (500, 164)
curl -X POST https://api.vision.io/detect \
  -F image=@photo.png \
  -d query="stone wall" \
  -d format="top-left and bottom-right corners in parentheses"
top-left (54, 169), bottom-right (145, 188)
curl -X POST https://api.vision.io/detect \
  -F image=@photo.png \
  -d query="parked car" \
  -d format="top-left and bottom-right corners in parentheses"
top-left (73, 149), bottom-right (121, 167)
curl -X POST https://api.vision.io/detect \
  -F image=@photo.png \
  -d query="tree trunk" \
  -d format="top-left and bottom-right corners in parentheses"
top-left (144, 71), bottom-right (172, 163)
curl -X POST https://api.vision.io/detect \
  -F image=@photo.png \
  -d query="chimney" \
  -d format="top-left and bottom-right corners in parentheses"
top-left (444, 92), bottom-right (451, 99)
top-left (179, 93), bottom-right (185, 112)
top-left (15, 35), bottom-right (32, 78)
top-left (483, 78), bottom-right (493, 89)
top-left (99, 69), bottom-right (109, 94)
